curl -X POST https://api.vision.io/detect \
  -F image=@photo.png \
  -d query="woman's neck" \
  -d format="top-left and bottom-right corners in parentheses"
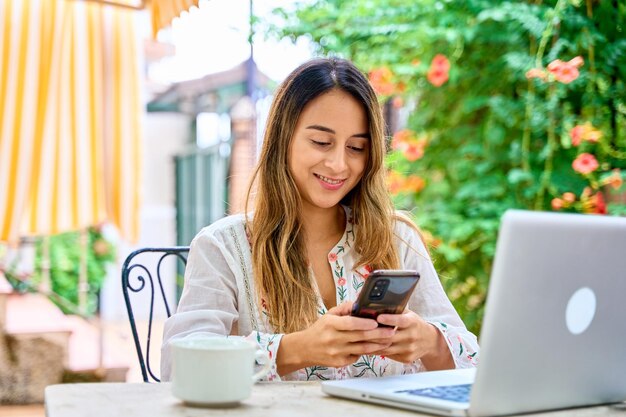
top-left (300, 204), bottom-right (346, 244)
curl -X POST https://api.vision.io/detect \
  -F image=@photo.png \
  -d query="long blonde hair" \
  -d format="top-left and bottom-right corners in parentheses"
top-left (245, 58), bottom-right (400, 334)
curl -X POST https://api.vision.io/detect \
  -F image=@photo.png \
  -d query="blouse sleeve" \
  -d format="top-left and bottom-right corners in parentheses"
top-left (396, 221), bottom-right (480, 369)
top-left (160, 225), bottom-right (284, 381)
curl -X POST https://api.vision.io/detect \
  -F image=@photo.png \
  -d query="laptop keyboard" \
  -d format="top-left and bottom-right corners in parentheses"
top-left (396, 384), bottom-right (472, 403)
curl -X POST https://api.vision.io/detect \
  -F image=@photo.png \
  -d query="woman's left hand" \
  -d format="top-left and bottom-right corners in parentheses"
top-left (374, 310), bottom-right (454, 370)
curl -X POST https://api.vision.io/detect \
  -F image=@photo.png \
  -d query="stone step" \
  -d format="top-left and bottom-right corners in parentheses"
top-left (3, 292), bottom-right (73, 374)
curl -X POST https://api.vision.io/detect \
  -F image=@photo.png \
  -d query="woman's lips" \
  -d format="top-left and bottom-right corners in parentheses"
top-left (315, 174), bottom-right (346, 190)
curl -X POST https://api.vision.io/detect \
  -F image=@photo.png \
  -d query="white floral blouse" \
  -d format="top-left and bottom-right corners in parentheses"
top-left (161, 206), bottom-right (479, 381)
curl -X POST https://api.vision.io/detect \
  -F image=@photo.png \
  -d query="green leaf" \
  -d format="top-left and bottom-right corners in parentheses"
top-left (507, 169), bottom-right (533, 185)
top-left (436, 243), bottom-right (465, 263)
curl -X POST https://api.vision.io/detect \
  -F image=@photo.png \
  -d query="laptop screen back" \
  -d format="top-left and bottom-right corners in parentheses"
top-left (470, 210), bottom-right (626, 416)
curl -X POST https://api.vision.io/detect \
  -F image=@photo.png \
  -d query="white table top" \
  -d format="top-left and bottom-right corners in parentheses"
top-left (45, 381), bottom-right (626, 417)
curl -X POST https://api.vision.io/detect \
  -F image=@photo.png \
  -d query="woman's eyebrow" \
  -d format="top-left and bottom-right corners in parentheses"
top-left (305, 124), bottom-right (370, 139)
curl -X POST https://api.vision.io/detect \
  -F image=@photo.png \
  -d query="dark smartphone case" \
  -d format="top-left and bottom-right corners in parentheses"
top-left (350, 270), bottom-right (420, 321)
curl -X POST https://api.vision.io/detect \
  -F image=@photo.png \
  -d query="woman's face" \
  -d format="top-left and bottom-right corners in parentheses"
top-left (288, 89), bottom-right (369, 213)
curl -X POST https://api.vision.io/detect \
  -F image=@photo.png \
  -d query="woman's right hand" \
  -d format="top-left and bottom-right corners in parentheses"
top-left (276, 302), bottom-right (396, 375)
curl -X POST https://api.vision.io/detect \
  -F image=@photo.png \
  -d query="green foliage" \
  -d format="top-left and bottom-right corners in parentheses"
top-left (30, 228), bottom-right (115, 316)
top-left (273, 0), bottom-right (626, 335)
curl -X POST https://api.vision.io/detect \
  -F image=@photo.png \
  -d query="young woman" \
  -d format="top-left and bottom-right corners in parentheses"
top-left (161, 58), bottom-right (478, 381)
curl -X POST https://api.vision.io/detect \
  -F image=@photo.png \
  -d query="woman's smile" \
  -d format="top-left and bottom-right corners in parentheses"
top-left (314, 173), bottom-right (346, 190)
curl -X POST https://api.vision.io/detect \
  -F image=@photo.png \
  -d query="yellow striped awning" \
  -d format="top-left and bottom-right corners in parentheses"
top-left (0, 0), bottom-right (142, 244)
top-left (150, 0), bottom-right (200, 38)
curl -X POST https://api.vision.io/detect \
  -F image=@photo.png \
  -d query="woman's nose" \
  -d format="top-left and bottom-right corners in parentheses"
top-left (325, 147), bottom-right (348, 173)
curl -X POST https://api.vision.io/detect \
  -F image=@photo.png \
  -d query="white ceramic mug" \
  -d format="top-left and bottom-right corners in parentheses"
top-left (170, 335), bottom-right (271, 406)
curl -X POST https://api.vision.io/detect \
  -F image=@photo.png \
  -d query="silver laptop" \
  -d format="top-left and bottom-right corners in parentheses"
top-left (322, 210), bottom-right (626, 416)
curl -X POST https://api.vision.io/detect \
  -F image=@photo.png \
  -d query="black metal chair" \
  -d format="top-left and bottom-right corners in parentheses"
top-left (121, 247), bottom-right (189, 382)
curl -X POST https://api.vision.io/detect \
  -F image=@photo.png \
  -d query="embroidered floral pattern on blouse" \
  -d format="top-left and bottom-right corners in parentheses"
top-left (334, 263), bottom-right (347, 302)
top-left (351, 273), bottom-right (365, 293)
top-left (432, 321), bottom-right (479, 368)
top-left (335, 366), bottom-right (350, 380)
top-left (326, 209), bottom-right (356, 304)
top-left (305, 365), bottom-right (330, 381)
top-left (353, 264), bottom-right (372, 280)
top-left (352, 354), bottom-right (389, 378)
top-left (245, 331), bottom-right (282, 382)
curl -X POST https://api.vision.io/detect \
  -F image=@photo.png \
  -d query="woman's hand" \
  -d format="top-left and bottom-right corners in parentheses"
top-left (374, 310), bottom-right (454, 370)
top-left (276, 302), bottom-right (395, 375)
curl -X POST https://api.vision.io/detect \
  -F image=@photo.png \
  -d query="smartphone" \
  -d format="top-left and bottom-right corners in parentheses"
top-left (351, 270), bottom-right (421, 321)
